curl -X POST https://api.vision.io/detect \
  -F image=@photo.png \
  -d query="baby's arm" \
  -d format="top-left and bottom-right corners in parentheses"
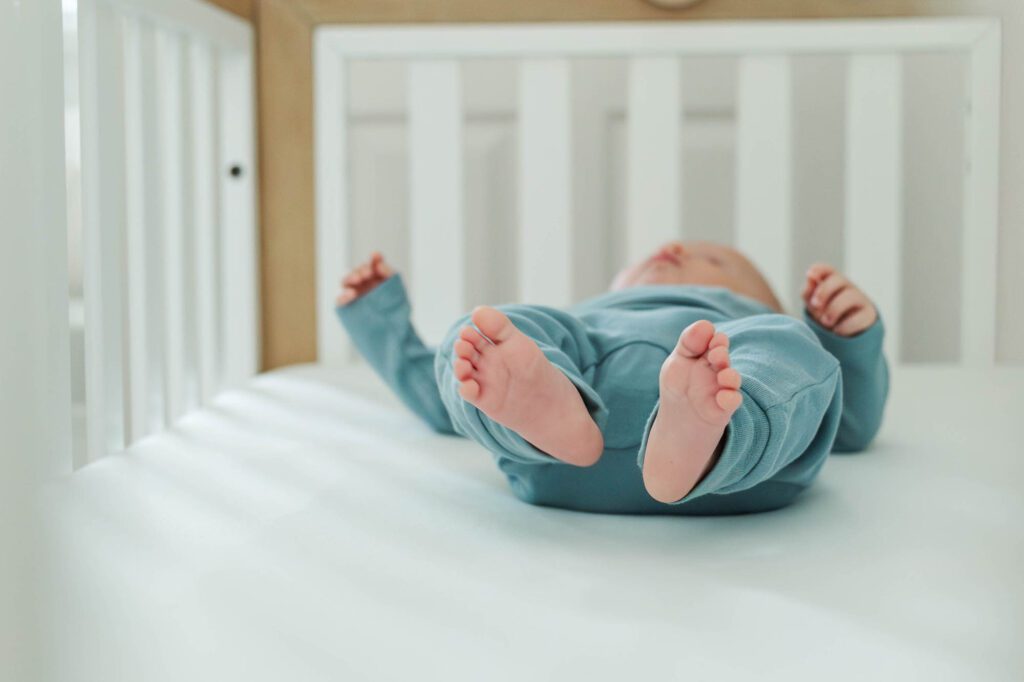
top-left (336, 253), bottom-right (456, 435)
top-left (801, 263), bottom-right (890, 452)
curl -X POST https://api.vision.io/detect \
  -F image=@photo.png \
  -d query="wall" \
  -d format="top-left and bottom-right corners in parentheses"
top-left (225, 0), bottom-right (1024, 367)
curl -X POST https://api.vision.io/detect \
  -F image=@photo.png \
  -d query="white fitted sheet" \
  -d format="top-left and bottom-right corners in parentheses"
top-left (45, 364), bottom-right (1024, 681)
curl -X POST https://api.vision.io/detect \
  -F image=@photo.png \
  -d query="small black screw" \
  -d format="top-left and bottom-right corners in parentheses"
top-left (229, 164), bottom-right (244, 178)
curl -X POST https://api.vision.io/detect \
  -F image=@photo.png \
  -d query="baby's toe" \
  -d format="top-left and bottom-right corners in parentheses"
top-left (707, 345), bottom-right (730, 370)
top-left (458, 378), bottom-right (481, 402)
top-left (454, 339), bottom-right (478, 362)
top-left (459, 326), bottom-right (489, 352)
top-left (471, 306), bottom-right (514, 343)
top-left (717, 368), bottom-right (741, 390)
top-left (453, 358), bottom-right (475, 381)
top-left (715, 389), bottom-right (742, 412)
top-left (708, 331), bottom-right (729, 350)
top-left (677, 320), bottom-right (715, 358)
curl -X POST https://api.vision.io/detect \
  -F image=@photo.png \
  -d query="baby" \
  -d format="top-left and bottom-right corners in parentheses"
top-left (337, 241), bottom-right (888, 515)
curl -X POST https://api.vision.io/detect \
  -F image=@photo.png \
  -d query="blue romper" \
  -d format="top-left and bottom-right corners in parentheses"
top-left (338, 275), bottom-right (889, 515)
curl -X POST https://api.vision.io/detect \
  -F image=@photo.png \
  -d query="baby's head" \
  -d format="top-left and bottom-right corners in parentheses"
top-left (611, 240), bottom-right (783, 312)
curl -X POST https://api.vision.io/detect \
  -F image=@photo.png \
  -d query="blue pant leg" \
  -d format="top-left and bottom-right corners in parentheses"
top-left (638, 313), bottom-right (844, 505)
top-left (434, 305), bottom-right (609, 466)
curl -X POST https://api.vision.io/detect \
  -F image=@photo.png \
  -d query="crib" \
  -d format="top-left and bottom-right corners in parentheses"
top-left (8, 0), bottom-right (1023, 679)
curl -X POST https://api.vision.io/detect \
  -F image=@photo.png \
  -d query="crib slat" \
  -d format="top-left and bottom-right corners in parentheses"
top-left (79, 0), bottom-right (127, 464)
top-left (518, 59), bottom-right (572, 306)
top-left (626, 57), bottom-right (682, 264)
top-left (735, 56), bottom-right (793, 311)
top-left (189, 38), bottom-right (220, 402)
top-left (844, 54), bottom-right (902, 361)
top-left (314, 44), bottom-right (350, 366)
top-left (408, 60), bottom-right (465, 343)
top-left (122, 17), bottom-right (157, 442)
top-left (218, 47), bottom-right (259, 387)
top-left (961, 28), bottom-right (1000, 366)
top-left (156, 28), bottom-right (188, 422)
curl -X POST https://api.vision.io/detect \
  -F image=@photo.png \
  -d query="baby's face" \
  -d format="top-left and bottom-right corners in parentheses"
top-left (610, 241), bottom-right (783, 312)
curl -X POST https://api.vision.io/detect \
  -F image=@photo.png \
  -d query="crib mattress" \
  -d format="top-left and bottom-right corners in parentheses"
top-left (44, 364), bottom-right (1024, 681)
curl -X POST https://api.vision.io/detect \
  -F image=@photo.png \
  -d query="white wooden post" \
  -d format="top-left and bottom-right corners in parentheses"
top-left (627, 57), bottom-right (682, 264)
top-left (518, 59), bottom-right (573, 306)
top-left (0, 0), bottom-right (72, 473)
top-left (188, 37), bottom-right (222, 402)
top-left (218, 45), bottom-right (259, 386)
top-left (408, 60), bottom-right (465, 344)
top-left (79, 0), bottom-right (127, 464)
top-left (0, 0), bottom-right (71, 663)
top-left (156, 27), bottom-right (189, 422)
top-left (845, 53), bottom-right (903, 362)
top-left (961, 25), bottom-right (1001, 366)
top-left (735, 55), bottom-right (794, 311)
top-left (314, 42), bottom-right (351, 366)
top-left (122, 15), bottom-right (161, 441)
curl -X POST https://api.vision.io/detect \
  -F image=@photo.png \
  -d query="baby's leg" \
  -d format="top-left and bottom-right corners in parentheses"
top-left (642, 320), bottom-right (742, 503)
top-left (639, 314), bottom-right (844, 507)
top-left (451, 306), bottom-right (604, 467)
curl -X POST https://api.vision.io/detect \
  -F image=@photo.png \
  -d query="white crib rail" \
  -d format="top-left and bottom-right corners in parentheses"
top-left (316, 19), bottom-right (1001, 368)
top-left (77, 0), bottom-right (256, 465)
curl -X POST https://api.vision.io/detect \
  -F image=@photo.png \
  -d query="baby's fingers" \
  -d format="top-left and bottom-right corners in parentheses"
top-left (800, 276), bottom-right (818, 303)
top-left (336, 287), bottom-right (358, 306)
top-left (806, 263), bottom-right (835, 284)
top-left (833, 307), bottom-right (876, 337)
top-left (808, 272), bottom-right (848, 310)
top-left (342, 258), bottom-right (381, 286)
top-left (342, 270), bottom-right (365, 287)
top-left (373, 256), bottom-right (394, 280)
top-left (820, 288), bottom-right (862, 327)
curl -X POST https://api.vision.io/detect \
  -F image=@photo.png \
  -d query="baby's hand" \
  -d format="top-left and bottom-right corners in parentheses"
top-left (337, 252), bottom-right (395, 306)
top-left (801, 263), bottom-right (878, 337)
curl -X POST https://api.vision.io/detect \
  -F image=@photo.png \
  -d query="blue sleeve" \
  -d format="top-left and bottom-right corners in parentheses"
top-left (335, 274), bottom-right (456, 435)
top-left (802, 311), bottom-right (890, 452)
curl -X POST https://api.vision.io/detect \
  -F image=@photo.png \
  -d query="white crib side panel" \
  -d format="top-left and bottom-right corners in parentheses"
top-left (75, 0), bottom-right (257, 458)
top-left (518, 59), bottom-right (573, 307)
top-left (626, 57), bottom-right (682, 263)
top-left (155, 27), bottom-right (189, 422)
top-left (844, 54), bottom-right (903, 362)
top-left (735, 55), bottom-right (794, 311)
top-left (218, 45), bottom-right (259, 387)
top-left (314, 20), bottom-right (1003, 368)
top-left (408, 60), bottom-right (465, 344)
top-left (79, 0), bottom-right (127, 464)
top-left (961, 26), bottom-right (1001, 367)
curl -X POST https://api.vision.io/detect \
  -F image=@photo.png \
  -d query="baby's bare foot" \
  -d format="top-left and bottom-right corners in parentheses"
top-left (452, 306), bottom-right (604, 467)
top-left (642, 320), bottom-right (743, 504)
